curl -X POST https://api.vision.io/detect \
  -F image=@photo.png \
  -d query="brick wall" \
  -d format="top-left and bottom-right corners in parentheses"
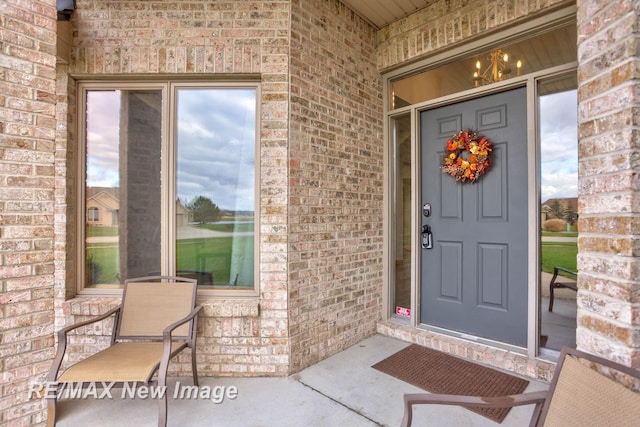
top-left (53, 0), bottom-right (385, 381)
top-left (0, 1), bottom-right (58, 425)
top-left (376, 0), bottom-right (573, 70)
top-left (55, 0), bottom-right (293, 379)
top-left (576, 0), bottom-right (640, 367)
top-left (288, 0), bottom-right (384, 371)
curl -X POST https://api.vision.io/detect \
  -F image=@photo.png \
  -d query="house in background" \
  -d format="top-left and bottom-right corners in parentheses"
top-left (176, 200), bottom-right (193, 227)
top-left (541, 197), bottom-right (579, 224)
top-left (86, 187), bottom-right (120, 227)
top-left (1, 0), bottom-right (638, 425)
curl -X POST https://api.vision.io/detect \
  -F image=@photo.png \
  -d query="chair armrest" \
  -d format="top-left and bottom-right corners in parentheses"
top-left (401, 391), bottom-right (548, 427)
top-left (157, 306), bottom-right (203, 388)
top-left (56, 306), bottom-right (121, 339)
top-left (553, 266), bottom-right (576, 277)
top-left (47, 306), bottom-right (121, 382)
top-left (162, 305), bottom-right (203, 340)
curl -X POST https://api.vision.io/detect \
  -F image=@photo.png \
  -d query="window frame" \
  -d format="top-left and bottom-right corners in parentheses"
top-left (76, 79), bottom-right (261, 298)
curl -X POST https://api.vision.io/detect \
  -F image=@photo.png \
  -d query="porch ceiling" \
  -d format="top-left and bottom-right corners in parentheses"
top-left (340, 0), bottom-right (434, 29)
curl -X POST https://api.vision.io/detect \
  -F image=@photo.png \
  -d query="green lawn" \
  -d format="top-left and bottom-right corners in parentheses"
top-left (176, 235), bottom-right (254, 285)
top-left (541, 241), bottom-right (577, 277)
top-left (87, 226), bottom-right (119, 237)
top-left (197, 223), bottom-right (254, 233)
top-left (86, 244), bottom-right (120, 284)
top-left (541, 231), bottom-right (578, 238)
top-left (86, 234), bottom-right (254, 287)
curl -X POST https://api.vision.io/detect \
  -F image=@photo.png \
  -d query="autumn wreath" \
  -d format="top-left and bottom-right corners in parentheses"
top-left (441, 130), bottom-right (493, 183)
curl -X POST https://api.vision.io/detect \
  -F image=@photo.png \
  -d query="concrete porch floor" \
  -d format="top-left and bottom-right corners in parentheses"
top-left (54, 334), bottom-right (549, 427)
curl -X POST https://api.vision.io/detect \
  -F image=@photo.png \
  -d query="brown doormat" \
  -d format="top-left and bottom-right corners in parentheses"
top-left (372, 344), bottom-right (529, 423)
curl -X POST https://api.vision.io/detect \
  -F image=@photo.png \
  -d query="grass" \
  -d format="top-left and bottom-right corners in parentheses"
top-left (197, 223), bottom-right (254, 233)
top-left (176, 235), bottom-right (254, 285)
top-left (541, 231), bottom-right (578, 238)
top-left (541, 241), bottom-right (577, 277)
top-left (86, 224), bottom-right (254, 286)
top-left (87, 245), bottom-right (120, 284)
top-left (87, 226), bottom-right (119, 237)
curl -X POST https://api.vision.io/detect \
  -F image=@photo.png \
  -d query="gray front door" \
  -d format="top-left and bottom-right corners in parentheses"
top-left (420, 87), bottom-right (528, 347)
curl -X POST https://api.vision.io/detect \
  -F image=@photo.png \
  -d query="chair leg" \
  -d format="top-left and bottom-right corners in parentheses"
top-left (158, 382), bottom-right (167, 427)
top-left (158, 368), bottom-right (168, 427)
top-left (47, 396), bottom-right (57, 427)
top-left (548, 283), bottom-right (555, 312)
top-left (191, 346), bottom-right (199, 387)
top-left (400, 401), bottom-right (413, 427)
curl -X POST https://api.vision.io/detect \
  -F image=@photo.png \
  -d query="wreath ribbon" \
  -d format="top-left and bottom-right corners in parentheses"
top-left (441, 130), bottom-right (493, 183)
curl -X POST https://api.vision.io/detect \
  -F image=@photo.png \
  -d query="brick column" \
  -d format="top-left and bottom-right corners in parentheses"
top-left (0, 1), bottom-right (58, 425)
top-left (576, 0), bottom-right (640, 367)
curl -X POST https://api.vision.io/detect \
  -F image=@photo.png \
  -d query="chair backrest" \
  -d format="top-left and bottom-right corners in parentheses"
top-left (116, 276), bottom-right (198, 340)
top-left (540, 347), bottom-right (640, 427)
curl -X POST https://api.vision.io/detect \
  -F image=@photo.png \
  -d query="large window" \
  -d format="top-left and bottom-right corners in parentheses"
top-left (80, 81), bottom-right (259, 295)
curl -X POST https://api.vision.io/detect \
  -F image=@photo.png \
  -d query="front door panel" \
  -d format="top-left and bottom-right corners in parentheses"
top-left (420, 87), bottom-right (528, 346)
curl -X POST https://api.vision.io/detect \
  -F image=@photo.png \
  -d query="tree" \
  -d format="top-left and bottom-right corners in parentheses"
top-left (565, 205), bottom-right (578, 225)
top-left (549, 199), bottom-right (565, 220)
top-left (187, 196), bottom-right (221, 224)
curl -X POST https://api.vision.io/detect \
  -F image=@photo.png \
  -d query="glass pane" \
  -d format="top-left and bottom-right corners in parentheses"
top-left (85, 90), bottom-right (163, 287)
top-left (390, 23), bottom-right (577, 109)
top-left (175, 88), bottom-right (256, 289)
top-left (391, 113), bottom-right (412, 317)
top-left (538, 75), bottom-right (578, 351)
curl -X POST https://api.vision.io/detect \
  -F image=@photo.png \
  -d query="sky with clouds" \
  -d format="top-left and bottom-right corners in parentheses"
top-left (539, 90), bottom-right (578, 203)
top-left (86, 88), bottom-right (256, 212)
top-left (176, 88), bottom-right (256, 211)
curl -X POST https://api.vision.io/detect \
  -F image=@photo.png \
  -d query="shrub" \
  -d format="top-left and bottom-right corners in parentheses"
top-left (543, 218), bottom-right (566, 232)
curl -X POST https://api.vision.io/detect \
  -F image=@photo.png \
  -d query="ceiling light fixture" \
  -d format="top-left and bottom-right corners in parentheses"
top-left (473, 49), bottom-right (522, 87)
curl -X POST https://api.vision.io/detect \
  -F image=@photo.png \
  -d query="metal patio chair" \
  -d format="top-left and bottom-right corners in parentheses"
top-left (548, 266), bottom-right (577, 311)
top-left (47, 276), bottom-right (202, 427)
top-left (401, 346), bottom-right (640, 427)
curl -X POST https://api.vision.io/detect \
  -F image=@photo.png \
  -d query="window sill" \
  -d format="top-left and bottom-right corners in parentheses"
top-left (62, 296), bottom-right (260, 318)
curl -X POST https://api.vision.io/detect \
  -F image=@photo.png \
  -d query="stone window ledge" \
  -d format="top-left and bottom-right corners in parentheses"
top-left (62, 296), bottom-right (260, 318)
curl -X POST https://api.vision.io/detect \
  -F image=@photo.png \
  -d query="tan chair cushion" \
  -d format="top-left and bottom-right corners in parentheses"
top-left (544, 354), bottom-right (640, 427)
top-left (58, 342), bottom-right (185, 383)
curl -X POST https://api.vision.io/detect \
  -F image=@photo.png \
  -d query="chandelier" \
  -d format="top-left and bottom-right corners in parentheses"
top-left (473, 49), bottom-right (522, 87)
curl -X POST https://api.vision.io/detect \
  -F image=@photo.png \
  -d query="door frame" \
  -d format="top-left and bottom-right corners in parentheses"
top-left (382, 8), bottom-right (578, 358)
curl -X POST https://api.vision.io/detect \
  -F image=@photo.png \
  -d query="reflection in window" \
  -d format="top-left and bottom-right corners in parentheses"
top-left (538, 75), bottom-right (578, 351)
top-left (81, 84), bottom-right (257, 293)
top-left (176, 88), bottom-right (256, 289)
top-left (391, 113), bottom-right (411, 317)
top-left (88, 207), bottom-right (99, 222)
top-left (84, 89), bottom-right (162, 287)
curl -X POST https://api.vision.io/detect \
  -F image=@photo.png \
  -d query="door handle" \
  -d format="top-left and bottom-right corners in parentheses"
top-left (421, 225), bottom-right (433, 249)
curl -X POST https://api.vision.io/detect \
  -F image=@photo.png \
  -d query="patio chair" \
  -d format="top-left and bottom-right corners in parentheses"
top-left (47, 276), bottom-right (203, 427)
top-left (548, 266), bottom-right (577, 311)
top-left (401, 346), bottom-right (640, 427)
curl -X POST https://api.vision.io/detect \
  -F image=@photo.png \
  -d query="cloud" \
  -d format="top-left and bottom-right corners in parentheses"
top-left (86, 91), bottom-right (121, 187)
top-left (85, 88), bottom-right (256, 212)
top-left (176, 88), bottom-right (256, 211)
top-left (539, 90), bottom-right (577, 201)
